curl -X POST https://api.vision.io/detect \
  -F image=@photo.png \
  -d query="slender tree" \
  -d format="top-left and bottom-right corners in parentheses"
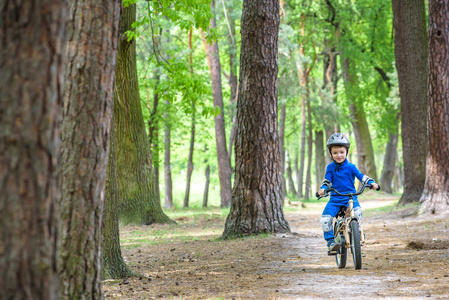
top-left (314, 130), bottom-right (326, 190)
top-left (0, 1), bottom-right (67, 298)
top-left (184, 28), bottom-right (196, 208)
top-left (222, 0), bottom-right (290, 238)
top-left (392, 0), bottom-right (428, 205)
top-left (202, 0), bottom-right (232, 207)
top-left (380, 124), bottom-right (399, 194)
top-left (164, 99), bottom-right (173, 209)
top-left (279, 101), bottom-right (287, 202)
top-left (419, 0), bottom-right (449, 214)
top-left (58, 0), bottom-right (121, 297)
top-left (148, 70), bottom-right (161, 199)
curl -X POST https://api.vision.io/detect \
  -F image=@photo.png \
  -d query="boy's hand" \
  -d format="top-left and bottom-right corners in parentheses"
top-left (371, 182), bottom-right (379, 190)
top-left (318, 189), bottom-right (325, 196)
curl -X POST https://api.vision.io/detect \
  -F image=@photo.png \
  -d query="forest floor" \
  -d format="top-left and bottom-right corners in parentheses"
top-left (103, 191), bottom-right (449, 299)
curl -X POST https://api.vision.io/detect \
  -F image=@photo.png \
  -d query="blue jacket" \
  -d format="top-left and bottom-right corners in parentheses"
top-left (320, 159), bottom-right (373, 203)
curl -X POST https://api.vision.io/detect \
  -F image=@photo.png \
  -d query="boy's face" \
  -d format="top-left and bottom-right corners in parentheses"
top-left (330, 146), bottom-right (347, 163)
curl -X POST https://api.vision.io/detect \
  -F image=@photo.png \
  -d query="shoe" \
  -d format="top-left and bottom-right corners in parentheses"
top-left (327, 240), bottom-right (340, 253)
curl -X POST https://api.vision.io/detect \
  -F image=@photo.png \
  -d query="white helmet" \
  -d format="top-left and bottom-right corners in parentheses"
top-left (326, 133), bottom-right (350, 154)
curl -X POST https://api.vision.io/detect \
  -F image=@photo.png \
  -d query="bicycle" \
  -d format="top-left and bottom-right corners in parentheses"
top-left (316, 183), bottom-right (381, 270)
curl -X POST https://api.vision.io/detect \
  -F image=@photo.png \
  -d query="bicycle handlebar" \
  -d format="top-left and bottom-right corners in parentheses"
top-left (316, 183), bottom-right (381, 200)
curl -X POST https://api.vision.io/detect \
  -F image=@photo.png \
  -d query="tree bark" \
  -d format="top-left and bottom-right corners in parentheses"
top-left (228, 7), bottom-right (238, 161)
top-left (164, 100), bottom-right (173, 209)
top-left (279, 102), bottom-right (287, 203)
top-left (342, 57), bottom-right (378, 181)
top-left (58, 0), bottom-right (120, 298)
top-left (296, 44), bottom-right (306, 199)
top-left (0, 1), bottom-right (67, 298)
top-left (149, 71), bottom-right (161, 199)
top-left (114, 4), bottom-right (173, 224)
top-left (304, 70), bottom-right (313, 199)
top-left (286, 153), bottom-right (297, 196)
top-left (419, 0), bottom-right (449, 215)
top-left (103, 120), bottom-right (136, 279)
top-left (184, 29), bottom-right (195, 208)
top-left (315, 130), bottom-right (326, 191)
top-left (202, 146), bottom-right (210, 208)
top-left (222, 0), bottom-right (290, 238)
top-left (392, 0), bottom-right (428, 205)
top-left (380, 129), bottom-right (399, 194)
top-left (201, 0), bottom-right (232, 208)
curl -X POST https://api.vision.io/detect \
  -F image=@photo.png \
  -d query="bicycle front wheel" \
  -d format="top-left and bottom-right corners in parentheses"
top-left (350, 219), bottom-right (362, 270)
top-left (334, 221), bottom-right (347, 268)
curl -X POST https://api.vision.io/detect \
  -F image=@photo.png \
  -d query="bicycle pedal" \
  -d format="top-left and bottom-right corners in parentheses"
top-left (328, 251), bottom-right (338, 256)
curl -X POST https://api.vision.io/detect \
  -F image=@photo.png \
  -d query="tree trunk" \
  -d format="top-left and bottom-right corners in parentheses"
top-left (184, 29), bottom-right (195, 208)
top-left (58, 0), bottom-right (120, 298)
top-left (304, 77), bottom-right (313, 200)
top-left (342, 57), bottom-right (378, 180)
top-left (149, 71), bottom-right (161, 199)
top-left (228, 7), bottom-right (238, 161)
top-left (202, 146), bottom-right (210, 208)
top-left (0, 1), bottom-right (67, 298)
top-left (392, 0), bottom-right (428, 205)
top-left (201, 0), bottom-right (232, 208)
top-left (286, 154), bottom-right (297, 196)
top-left (296, 41), bottom-right (307, 199)
top-left (103, 117), bottom-right (136, 279)
top-left (279, 102), bottom-right (287, 203)
top-left (164, 100), bottom-right (173, 209)
top-left (222, 0), bottom-right (290, 238)
top-left (419, 1), bottom-right (449, 215)
top-left (203, 165), bottom-right (211, 208)
top-left (114, 4), bottom-right (173, 224)
top-left (315, 130), bottom-right (326, 191)
top-left (380, 129), bottom-right (399, 194)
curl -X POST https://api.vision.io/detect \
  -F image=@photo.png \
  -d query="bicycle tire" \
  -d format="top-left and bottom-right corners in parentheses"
top-left (334, 221), bottom-right (347, 268)
top-left (350, 219), bottom-right (362, 270)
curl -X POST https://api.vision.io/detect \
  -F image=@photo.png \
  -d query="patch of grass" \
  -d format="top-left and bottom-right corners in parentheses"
top-left (364, 201), bottom-right (419, 217)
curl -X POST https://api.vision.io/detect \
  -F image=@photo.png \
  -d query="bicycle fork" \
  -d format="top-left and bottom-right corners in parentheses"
top-left (345, 198), bottom-right (365, 247)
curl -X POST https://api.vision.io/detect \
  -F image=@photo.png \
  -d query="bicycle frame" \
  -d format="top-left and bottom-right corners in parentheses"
top-left (319, 184), bottom-right (371, 248)
top-left (334, 197), bottom-right (365, 248)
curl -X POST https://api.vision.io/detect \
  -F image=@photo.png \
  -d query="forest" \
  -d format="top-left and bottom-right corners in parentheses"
top-left (1, 0), bottom-right (448, 299)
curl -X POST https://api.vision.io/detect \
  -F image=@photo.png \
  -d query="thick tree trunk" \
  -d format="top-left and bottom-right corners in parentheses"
top-left (58, 0), bottom-right (120, 298)
top-left (164, 100), bottom-right (173, 209)
top-left (380, 130), bottom-right (399, 194)
top-left (202, 0), bottom-right (232, 207)
top-left (103, 121), bottom-right (136, 279)
top-left (114, 4), bottom-right (173, 224)
top-left (392, 0), bottom-right (428, 205)
top-left (279, 102), bottom-right (287, 203)
top-left (342, 58), bottom-right (378, 180)
top-left (184, 29), bottom-right (195, 208)
top-left (419, 1), bottom-right (449, 215)
top-left (222, 0), bottom-right (290, 238)
top-left (315, 130), bottom-right (326, 190)
top-left (0, 1), bottom-right (67, 298)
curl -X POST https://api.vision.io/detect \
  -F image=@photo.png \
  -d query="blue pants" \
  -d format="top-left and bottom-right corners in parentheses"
top-left (321, 200), bottom-right (361, 241)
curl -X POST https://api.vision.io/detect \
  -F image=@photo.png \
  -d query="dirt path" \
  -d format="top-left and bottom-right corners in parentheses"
top-left (103, 194), bottom-right (449, 299)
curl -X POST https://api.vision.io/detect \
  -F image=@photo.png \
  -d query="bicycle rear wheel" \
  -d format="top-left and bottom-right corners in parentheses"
top-left (334, 221), bottom-right (347, 268)
top-left (350, 219), bottom-right (362, 270)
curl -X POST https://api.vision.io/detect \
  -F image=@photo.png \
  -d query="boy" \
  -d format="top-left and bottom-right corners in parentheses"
top-left (317, 133), bottom-right (379, 254)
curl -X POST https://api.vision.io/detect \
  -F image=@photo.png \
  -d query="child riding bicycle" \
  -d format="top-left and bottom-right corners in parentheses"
top-left (317, 133), bottom-right (379, 254)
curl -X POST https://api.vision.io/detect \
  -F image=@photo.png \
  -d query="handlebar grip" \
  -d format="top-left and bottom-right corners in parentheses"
top-left (315, 191), bottom-right (320, 198)
top-left (376, 185), bottom-right (381, 191)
